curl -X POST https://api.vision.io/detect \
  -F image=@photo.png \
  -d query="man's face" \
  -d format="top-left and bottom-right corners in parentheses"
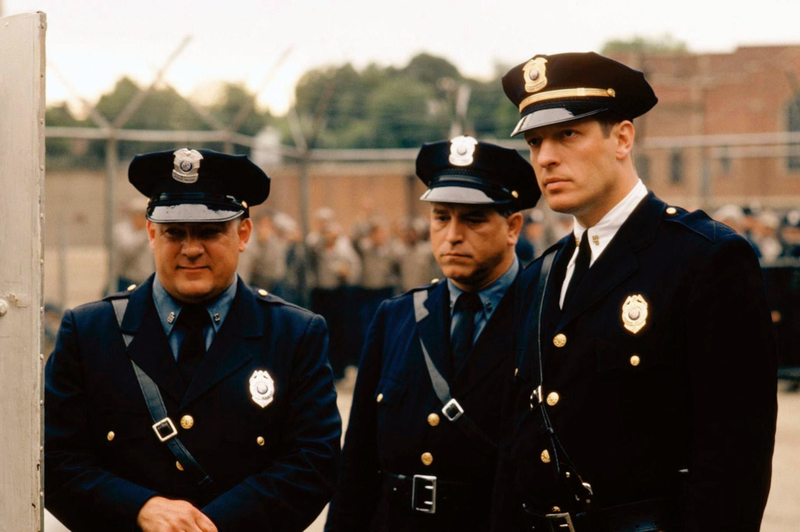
top-left (430, 203), bottom-right (521, 291)
top-left (524, 118), bottom-right (627, 225)
top-left (147, 218), bottom-right (252, 303)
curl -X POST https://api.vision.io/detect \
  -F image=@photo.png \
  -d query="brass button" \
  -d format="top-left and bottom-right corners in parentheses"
top-left (126, 284), bottom-right (137, 292)
top-left (257, 436), bottom-right (265, 446)
top-left (514, 368), bottom-right (519, 377)
top-left (180, 415), bottom-right (194, 430)
top-left (512, 190), bottom-right (519, 198)
top-left (546, 392), bottom-right (560, 406)
top-left (552, 506), bottom-right (561, 512)
top-left (242, 201), bottom-right (248, 209)
top-left (540, 449), bottom-right (551, 463)
top-left (376, 393), bottom-right (384, 403)
top-left (421, 452), bottom-right (433, 466)
top-left (666, 207), bottom-right (677, 215)
top-left (630, 355), bottom-right (641, 367)
top-left (258, 289), bottom-right (268, 296)
top-left (427, 413), bottom-right (440, 427)
top-left (553, 333), bottom-right (567, 348)
top-left (106, 431), bottom-right (115, 442)
top-left (430, 278), bottom-right (440, 284)
top-left (176, 461), bottom-right (184, 471)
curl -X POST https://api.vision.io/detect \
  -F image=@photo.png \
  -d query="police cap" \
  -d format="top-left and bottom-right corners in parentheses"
top-left (129, 148), bottom-right (270, 223)
top-left (416, 135), bottom-right (539, 210)
top-left (503, 52), bottom-right (658, 137)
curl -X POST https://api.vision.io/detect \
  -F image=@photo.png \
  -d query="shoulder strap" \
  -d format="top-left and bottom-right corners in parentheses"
top-left (413, 290), bottom-right (497, 451)
top-left (112, 298), bottom-right (218, 498)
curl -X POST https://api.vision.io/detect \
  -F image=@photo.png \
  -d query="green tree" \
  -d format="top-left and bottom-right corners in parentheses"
top-left (602, 34), bottom-right (688, 56)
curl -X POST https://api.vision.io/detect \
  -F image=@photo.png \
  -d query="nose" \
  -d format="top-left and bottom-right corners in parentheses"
top-left (181, 234), bottom-right (204, 259)
top-left (445, 218), bottom-right (464, 244)
top-left (535, 138), bottom-right (559, 169)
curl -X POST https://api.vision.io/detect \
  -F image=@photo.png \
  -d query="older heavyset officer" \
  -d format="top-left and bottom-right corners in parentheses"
top-left (324, 137), bottom-right (540, 532)
top-left (45, 149), bottom-right (341, 532)
top-left (492, 53), bottom-right (778, 532)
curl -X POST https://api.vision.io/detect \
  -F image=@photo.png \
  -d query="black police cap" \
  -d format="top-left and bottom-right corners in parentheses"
top-left (129, 148), bottom-right (270, 223)
top-left (416, 136), bottom-right (540, 211)
top-left (502, 52), bottom-right (658, 136)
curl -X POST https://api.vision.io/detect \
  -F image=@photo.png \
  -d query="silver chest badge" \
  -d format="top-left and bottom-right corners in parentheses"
top-left (622, 294), bottom-right (648, 334)
top-left (172, 148), bottom-right (203, 184)
top-left (249, 370), bottom-right (275, 408)
top-left (448, 135), bottom-right (478, 166)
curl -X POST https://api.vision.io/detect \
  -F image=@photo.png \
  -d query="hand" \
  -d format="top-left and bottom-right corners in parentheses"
top-left (137, 496), bottom-right (218, 532)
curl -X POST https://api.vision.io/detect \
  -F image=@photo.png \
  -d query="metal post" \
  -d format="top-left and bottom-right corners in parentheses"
top-left (0, 12), bottom-right (46, 531)
top-left (105, 137), bottom-right (119, 295)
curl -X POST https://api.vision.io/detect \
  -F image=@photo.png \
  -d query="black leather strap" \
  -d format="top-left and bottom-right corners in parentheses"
top-left (413, 290), bottom-right (497, 451)
top-left (383, 472), bottom-right (490, 515)
top-left (520, 497), bottom-right (678, 532)
top-left (111, 298), bottom-right (218, 498)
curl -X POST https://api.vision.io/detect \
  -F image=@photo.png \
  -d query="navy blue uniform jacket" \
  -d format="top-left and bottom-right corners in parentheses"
top-left (45, 276), bottom-right (341, 531)
top-left (493, 193), bottom-right (778, 532)
top-left (325, 277), bottom-right (516, 532)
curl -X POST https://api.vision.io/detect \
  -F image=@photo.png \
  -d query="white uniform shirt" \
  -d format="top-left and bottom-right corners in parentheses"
top-left (559, 179), bottom-right (648, 309)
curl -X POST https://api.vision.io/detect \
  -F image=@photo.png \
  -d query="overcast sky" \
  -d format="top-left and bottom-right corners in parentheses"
top-left (6, 0), bottom-right (800, 115)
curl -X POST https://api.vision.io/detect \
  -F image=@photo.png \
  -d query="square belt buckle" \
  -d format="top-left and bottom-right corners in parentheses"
top-left (152, 417), bottom-right (178, 442)
top-left (546, 512), bottom-right (576, 532)
top-left (412, 474), bottom-right (437, 514)
top-left (441, 398), bottom-right (464, 422)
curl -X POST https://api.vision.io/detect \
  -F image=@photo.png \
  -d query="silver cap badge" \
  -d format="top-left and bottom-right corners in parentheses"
top-left (249, 369), bottom-right (275, 408)
top-left (448, 135), bottom-right (478, 166)
top-left (172, 148), bottom-right (204, 184)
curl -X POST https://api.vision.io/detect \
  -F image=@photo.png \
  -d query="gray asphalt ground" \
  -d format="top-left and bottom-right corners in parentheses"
top-left (43, 248), bottom-right (800, 531)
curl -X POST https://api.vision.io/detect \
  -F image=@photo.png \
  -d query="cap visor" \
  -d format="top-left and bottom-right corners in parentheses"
top-left (148, 203), bottom-right (244, 223)
top-left (420, 186), bottom-right (498, 205)
top-left (510, 105), bottom-right (608, 137)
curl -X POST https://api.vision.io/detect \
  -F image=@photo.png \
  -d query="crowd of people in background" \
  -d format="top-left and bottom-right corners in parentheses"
top-left (111, 199), bottom-right (800, 383)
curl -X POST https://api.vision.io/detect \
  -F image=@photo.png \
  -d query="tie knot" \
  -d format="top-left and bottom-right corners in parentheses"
top-left (177, 304), bottom-right (210, 330)
top-left (455, 292), bottom-right (483, 314)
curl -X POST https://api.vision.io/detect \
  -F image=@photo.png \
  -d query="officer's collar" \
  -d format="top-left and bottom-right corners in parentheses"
top-left (447, 256), bottom-right (519, 318)
top-left (152, 274), bottom-right (238, 335)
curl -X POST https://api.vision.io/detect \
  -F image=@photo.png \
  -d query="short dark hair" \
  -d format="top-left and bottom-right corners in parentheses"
top-left (596, 111), bottom-right (627, 137)
top-left (494, 205), bottom-right (519, 218)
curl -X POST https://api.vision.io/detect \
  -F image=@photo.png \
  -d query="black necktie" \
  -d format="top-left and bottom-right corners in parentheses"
top-left (450, 292), bottom-right (483, 372)
top-left (563, 233), bottom-right (592, 309)
top-left (177, 304), bottom-right (210, 385)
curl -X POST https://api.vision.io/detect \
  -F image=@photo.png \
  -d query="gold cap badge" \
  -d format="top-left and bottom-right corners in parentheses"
top-left (523, 57), bottom-right (548, 93)
top-left (622, 294), bottom-right (648, 334)
top-left (172, 148), bottom-right (204, 184)
top-left (448, 135), bottom-right (478, 166)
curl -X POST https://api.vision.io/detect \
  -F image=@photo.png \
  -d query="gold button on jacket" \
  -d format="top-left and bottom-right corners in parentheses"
top-left (175, 461), bottom-right (184, 471)
top-left (180, 415), bottom-right (194, 429)
top-left (376, 393), bottom-right (384, 403)
top-left (421, 452), bottom-right (433, 466)
top-left (427, 413), bottom-right (440, 427)
top-left (553, 333), bottom-right (567, 348)
top-left (540, 449), bottom-right (551, 463)
top-left (546, 392), bottom-right (560, 406)
top-left (106, 431), bottom-right (115, 442)
top-left (630, 355), bottom-right (641, 367)
top-left (257, 436), bottom-right (265, 446)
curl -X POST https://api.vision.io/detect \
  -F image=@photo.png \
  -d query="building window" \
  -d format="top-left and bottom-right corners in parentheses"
top-left (787, 99), bottom-right (800, 170)
top-left (635, 153), bottom-right (650, 184)
top-left (670, 150), bottom-right (683, 184)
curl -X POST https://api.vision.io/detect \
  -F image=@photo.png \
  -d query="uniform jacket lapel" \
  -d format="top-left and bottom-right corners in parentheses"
top-left (416, 282), bottom-right (453, 382)
top-left (180, 279), bottom-right (262, 409)
top-left (557, 193), bottom-right (663, 330)
top-left (120, 276), bottom-right (187, 404)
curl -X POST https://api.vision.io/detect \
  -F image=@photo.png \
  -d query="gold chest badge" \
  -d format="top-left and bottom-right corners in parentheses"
top-left (523, 57), bottom-right (548, 93)
top-left (621, 294), bottom-right (648, 334)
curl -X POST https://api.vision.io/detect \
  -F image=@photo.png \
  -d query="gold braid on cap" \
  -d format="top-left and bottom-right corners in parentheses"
top-left (518, 87), bottom-right (616, 112)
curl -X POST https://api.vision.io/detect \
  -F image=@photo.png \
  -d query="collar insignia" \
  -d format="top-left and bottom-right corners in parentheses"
top-left (172, 148), bottom-right (203, 184)
top-left (448, 135), bottom-right (478, 166)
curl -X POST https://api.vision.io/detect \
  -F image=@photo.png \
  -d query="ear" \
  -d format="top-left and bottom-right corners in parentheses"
top-left (506, 212), bottom-right (524, 246)
top-left (614, 120), bottom-right (635, 160)
top-left (146, 220), bottom-right (157, 250)
top-left (238, 218), bottom-right (253, 252)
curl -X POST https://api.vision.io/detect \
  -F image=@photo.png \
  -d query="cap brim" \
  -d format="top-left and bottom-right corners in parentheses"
top-left (510, 105), bottom-right (609, 137)
top-left (420, 186), bottom-right (500, 205)
top-left (147, 203), bottom-right (244, 223)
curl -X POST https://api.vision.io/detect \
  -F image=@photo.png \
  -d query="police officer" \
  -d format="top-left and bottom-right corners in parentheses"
top-left (324, 136), bottom-right (540, 532)
top-left (45, 148), bottom-right (341, 532)
top-left (492, 52), bottom-right (778, 532)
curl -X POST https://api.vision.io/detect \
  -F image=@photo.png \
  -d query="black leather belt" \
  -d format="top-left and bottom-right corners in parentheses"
top-left (383, 472), bottom-right (489, 515)
top-left (520, 498), bottom-right (678, 532)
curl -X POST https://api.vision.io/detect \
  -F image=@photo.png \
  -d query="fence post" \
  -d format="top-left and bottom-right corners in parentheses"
top-left (0, 11), bottom-right (46, 532)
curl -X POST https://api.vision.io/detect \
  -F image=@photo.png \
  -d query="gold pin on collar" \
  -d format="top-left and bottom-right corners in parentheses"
top-left (622, 294), bottom-right (648, 334)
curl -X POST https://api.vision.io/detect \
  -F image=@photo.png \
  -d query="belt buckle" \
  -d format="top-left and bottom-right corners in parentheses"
top-left (545, 512), bottom-right (575, 532)
top-left (152, 417), bottom-right (178, 442)
top-left (441, 398), bottom-right (464, 422)
top-left (412, 474), bottom-right (437, 514)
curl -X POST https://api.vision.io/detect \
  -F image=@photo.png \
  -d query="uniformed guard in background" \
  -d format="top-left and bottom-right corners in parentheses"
top-left (492, 52), bottom-right (778, 532)
top-left (325, 136), bottom-right (540, 532)
top-left (45, 148), bottom-right (341, 532)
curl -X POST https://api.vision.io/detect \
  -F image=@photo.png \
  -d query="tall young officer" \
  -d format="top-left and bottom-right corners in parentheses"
top-left (45, 149), bottom-right (341, 532)
top-left (325, 137), bottom-right (540, 532)
top-left (492, 52), bottom-right (778, 532)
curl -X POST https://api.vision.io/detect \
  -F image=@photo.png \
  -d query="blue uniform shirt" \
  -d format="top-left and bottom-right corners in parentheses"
top-left (152, 274), bottom-right (238, 359)
top-left (447, 257), bottom-right (519, 347)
